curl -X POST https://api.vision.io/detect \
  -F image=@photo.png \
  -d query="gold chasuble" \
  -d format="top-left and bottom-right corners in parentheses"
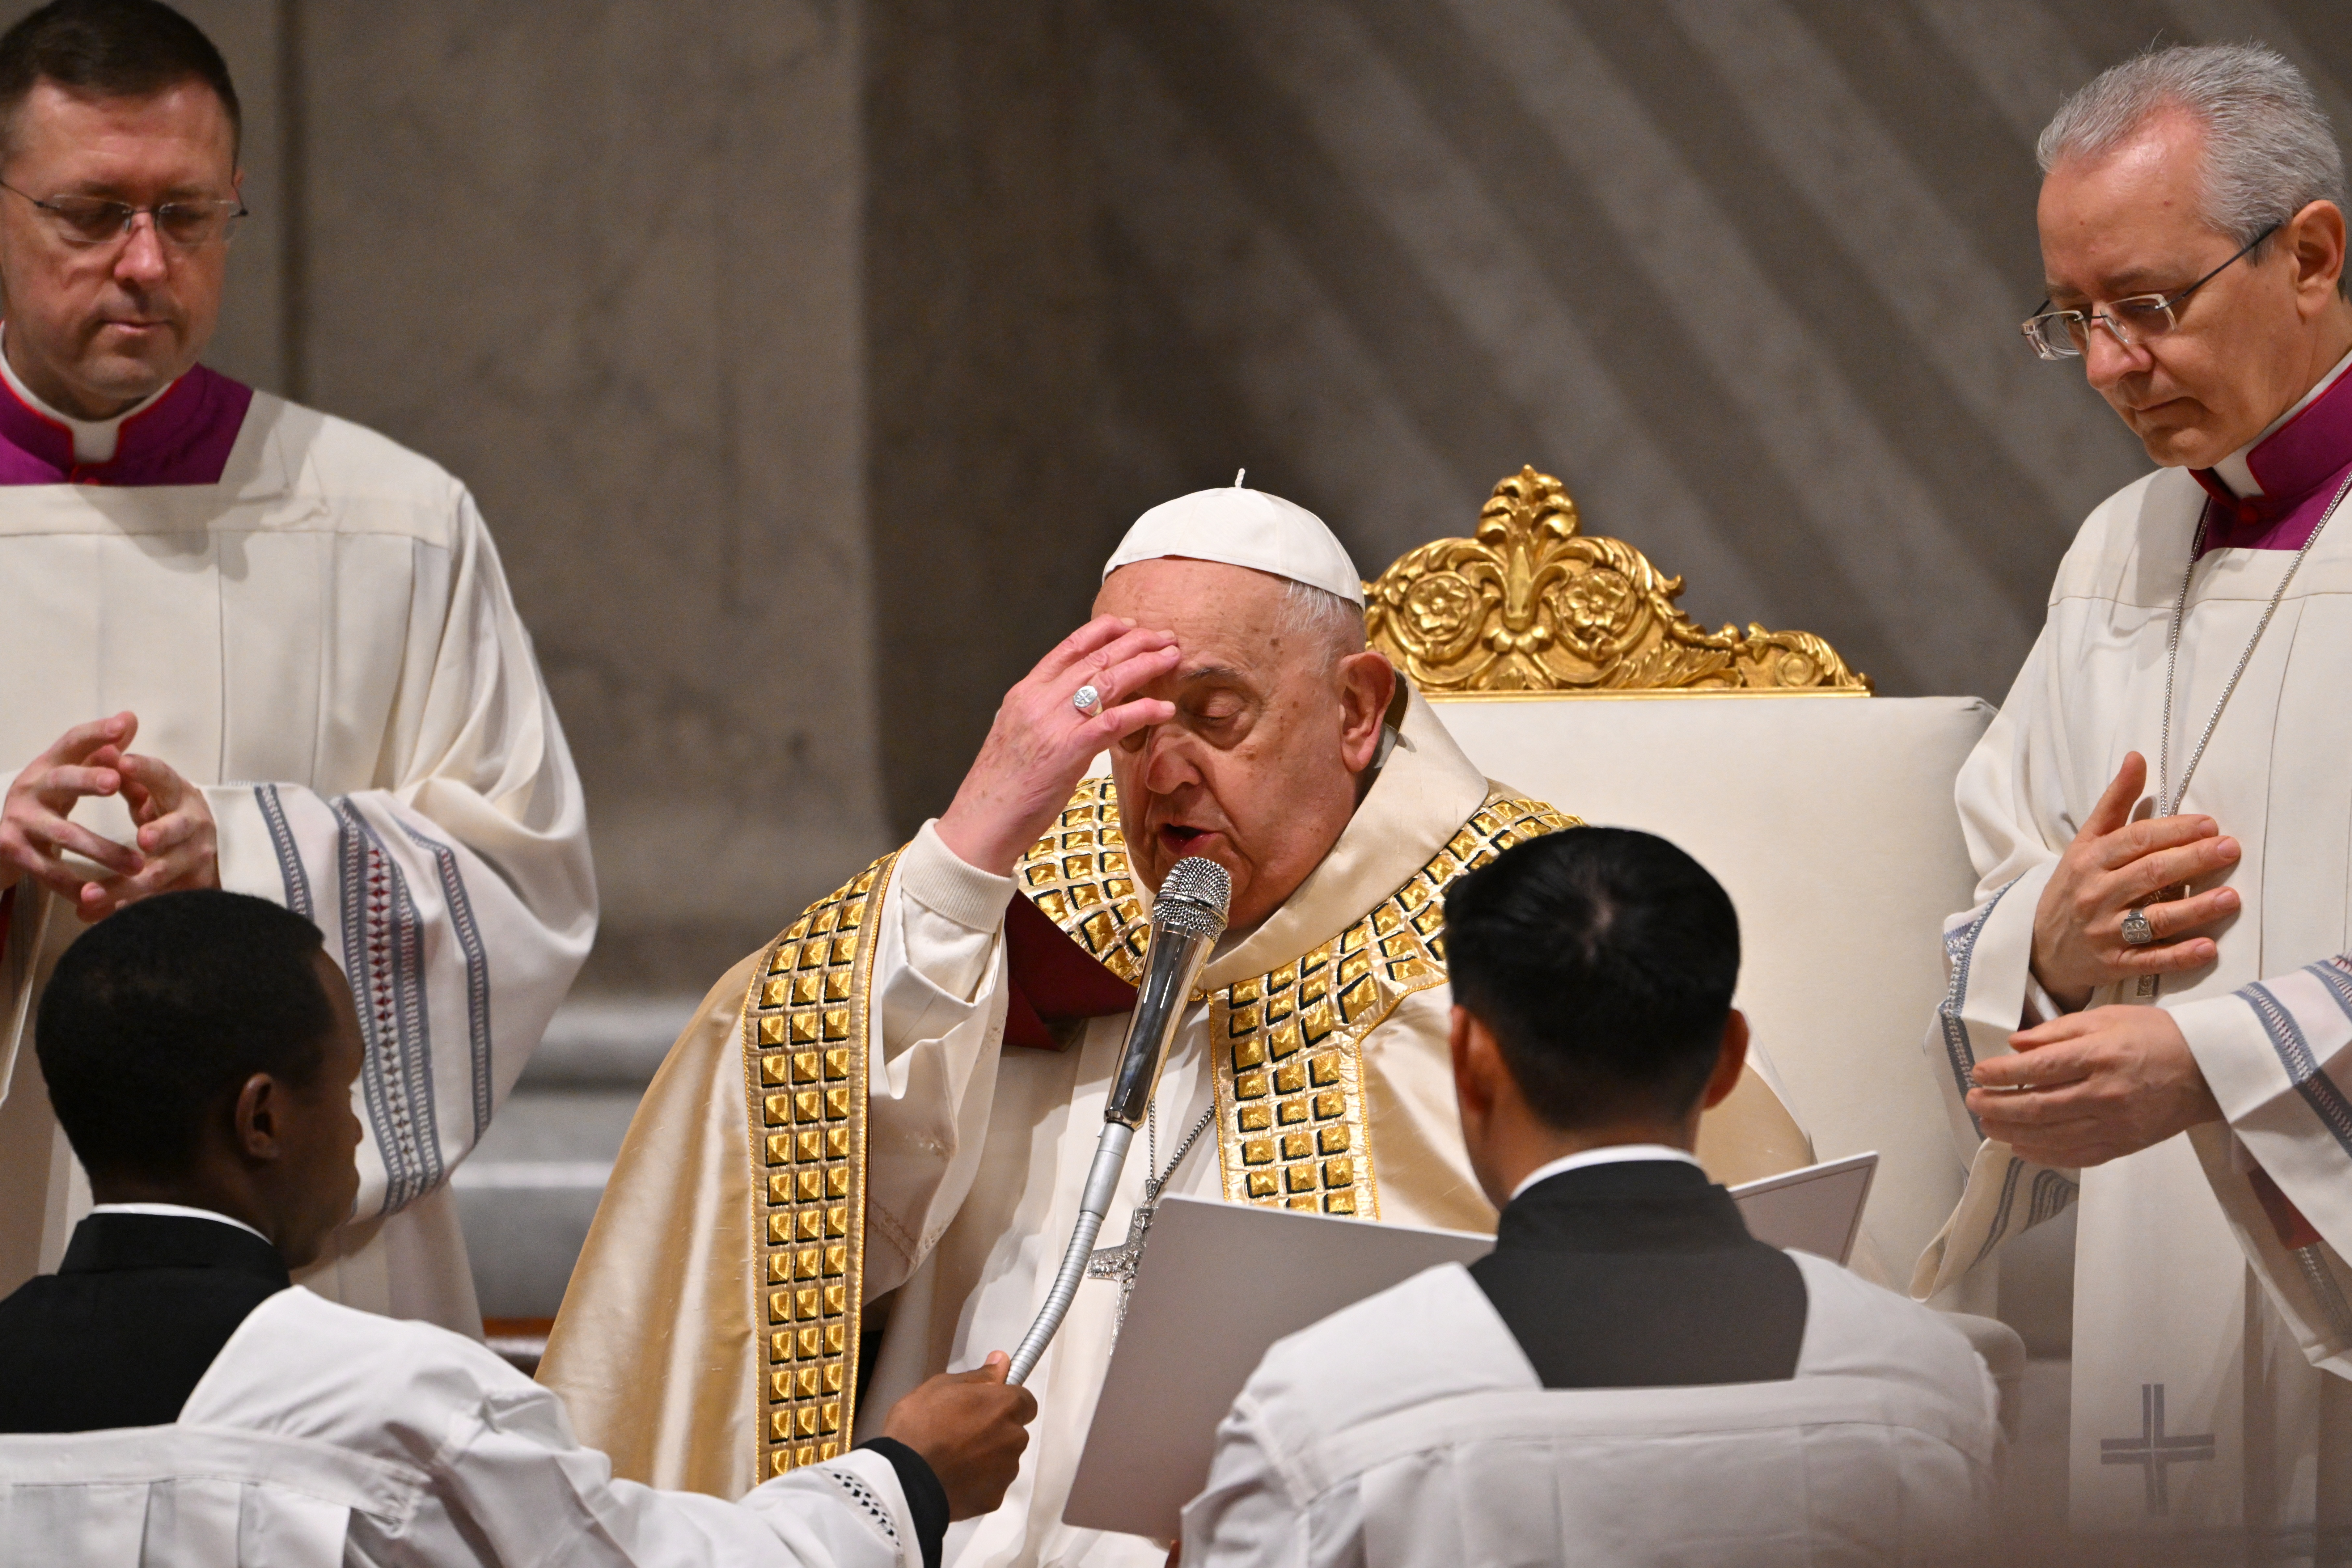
top-left (542, 691), bottom-right (1810, 1554)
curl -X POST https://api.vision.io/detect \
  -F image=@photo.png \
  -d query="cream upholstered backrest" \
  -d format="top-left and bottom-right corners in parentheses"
top-left (1369, 470), bottom-right (1987, 1293)
top-left (1430, 694), bottom-right (1988, 1291)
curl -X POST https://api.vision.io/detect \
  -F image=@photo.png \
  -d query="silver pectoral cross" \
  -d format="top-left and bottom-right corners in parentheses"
top-left (1085, 1178), bottom-right (1163, 1335)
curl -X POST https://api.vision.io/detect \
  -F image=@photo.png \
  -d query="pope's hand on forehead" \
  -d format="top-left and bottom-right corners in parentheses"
top-left (935, 614), bottom-right (1180, 878)
top-left (1048, 613), bottom-right (1176, 680)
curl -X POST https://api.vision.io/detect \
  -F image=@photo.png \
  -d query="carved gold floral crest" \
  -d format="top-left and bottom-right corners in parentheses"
top-left (1364, 467), bottom-right (1869, 694)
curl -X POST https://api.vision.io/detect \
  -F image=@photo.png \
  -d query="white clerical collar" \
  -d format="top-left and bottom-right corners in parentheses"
top-left (2212, 345), bottom-right (2352, 498)
top-left (1508, 1143), bottom-right (1701, 1203)
top-left (0, 324), bottom-right (171, 463)
top-left (89, 1201), bottom-right (272, 1244)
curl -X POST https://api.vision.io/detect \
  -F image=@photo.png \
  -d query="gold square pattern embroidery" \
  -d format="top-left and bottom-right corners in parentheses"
top-left (1012, 778), bottom-right (1148, 986)
top-left (1213, 794), bottom-right (1578, 1220)
top-left (747, 861), bottom-right (881, 1478)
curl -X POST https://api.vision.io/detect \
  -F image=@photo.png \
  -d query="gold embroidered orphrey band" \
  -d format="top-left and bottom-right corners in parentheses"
top-left (741, 855), bottom-right (894, 1480)
top-left (739, 778), bottom-right (1577, 1478)
top-left (1012, 778), bottom-right (1578, 1218)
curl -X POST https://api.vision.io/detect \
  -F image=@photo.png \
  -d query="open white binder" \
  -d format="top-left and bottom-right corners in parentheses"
top-left (1062, 1151), bottom-right (1879, 1540)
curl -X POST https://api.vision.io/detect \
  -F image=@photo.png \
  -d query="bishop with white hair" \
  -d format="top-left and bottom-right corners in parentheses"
top-left (541, 480), bottom-right (1811, 1566)
top-left (1915, 41), bottom-right (2352, 1544)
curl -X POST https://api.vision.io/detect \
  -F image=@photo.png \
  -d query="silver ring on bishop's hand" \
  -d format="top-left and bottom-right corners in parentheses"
top-left (1072, 684), bottom-right (1104, 717)
top-left (2120, 908), bottom-right (2156, 947)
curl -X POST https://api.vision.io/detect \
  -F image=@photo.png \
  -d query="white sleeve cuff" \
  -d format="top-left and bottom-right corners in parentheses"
top-left (900, 820), bottom-right (1017, 933)
top-left (204, 783), bottom-right (292, 906)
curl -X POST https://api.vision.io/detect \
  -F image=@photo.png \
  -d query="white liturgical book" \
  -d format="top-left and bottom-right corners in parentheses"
top-left (1063, 1151), bottom-right (1880, 1540)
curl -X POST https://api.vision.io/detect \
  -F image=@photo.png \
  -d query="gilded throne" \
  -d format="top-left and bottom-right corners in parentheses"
top-left (1362, 467), bottom-right (1980, 1303)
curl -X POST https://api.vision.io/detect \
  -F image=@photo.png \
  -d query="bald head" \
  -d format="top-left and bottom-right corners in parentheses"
top-left (1093, 557), bottom-right (1394, 931)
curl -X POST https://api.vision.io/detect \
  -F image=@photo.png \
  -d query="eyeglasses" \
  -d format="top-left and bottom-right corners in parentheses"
top-left (2021, 222), bottom-right (2281, 360)
top-left (0, 180), bottom-right (245, 250)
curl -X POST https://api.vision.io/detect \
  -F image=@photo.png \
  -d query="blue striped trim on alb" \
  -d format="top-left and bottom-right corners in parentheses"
top-left (2241, 976), bottom-right (2352, 1162)
top-left (1938, 876), bottom-right (2021, 1140)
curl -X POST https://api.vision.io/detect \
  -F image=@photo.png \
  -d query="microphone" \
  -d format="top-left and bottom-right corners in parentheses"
top-left (1005, 855), bottom-right (1231, 1385)
top-left (1103, 857), bottom-right (1232, 1128)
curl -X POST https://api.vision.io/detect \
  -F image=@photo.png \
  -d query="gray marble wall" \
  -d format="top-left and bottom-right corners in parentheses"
top-left (18, 0), bottom-right (2352, 987)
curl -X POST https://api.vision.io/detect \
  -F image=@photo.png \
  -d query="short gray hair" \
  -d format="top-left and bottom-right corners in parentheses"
top-left (1277, 578), bottom-right (1367, 667)
top-left (2039, 43), bottom-right (2347, 287)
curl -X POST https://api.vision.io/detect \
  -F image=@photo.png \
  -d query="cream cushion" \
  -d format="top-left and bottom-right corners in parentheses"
top-left (1430, 693), bottom-right (1994, 1292)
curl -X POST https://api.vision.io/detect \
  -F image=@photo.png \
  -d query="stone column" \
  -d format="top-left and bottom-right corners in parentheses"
top-left (292, 0), bottom-right (886, 984)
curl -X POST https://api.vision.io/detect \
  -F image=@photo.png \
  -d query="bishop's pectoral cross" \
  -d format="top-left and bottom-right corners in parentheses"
top-left (1085, 1177), bottom-right (1167, 1336)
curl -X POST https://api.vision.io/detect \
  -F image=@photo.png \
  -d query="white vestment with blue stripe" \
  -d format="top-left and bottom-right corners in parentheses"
top-left (0, 392), bottom-right (597, 1335)
top-left (1916, 457), bottom-right (2352, 1547)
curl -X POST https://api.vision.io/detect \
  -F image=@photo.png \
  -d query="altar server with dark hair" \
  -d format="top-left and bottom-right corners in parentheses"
top-left (0, 891), bottom-right (1035, 1568)
top-left (1182, 829), bottom-right (1999, 1568)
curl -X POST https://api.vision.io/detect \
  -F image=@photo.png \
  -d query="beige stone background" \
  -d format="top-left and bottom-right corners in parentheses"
top-left (90, 0), bottom-right (2344, 994)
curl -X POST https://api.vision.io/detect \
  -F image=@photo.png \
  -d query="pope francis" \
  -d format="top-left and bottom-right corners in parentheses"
top-left (541, 483), bottom-right (1811, 1566)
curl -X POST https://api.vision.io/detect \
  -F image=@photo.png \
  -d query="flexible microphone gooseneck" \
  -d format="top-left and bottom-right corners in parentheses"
top-left (1004, 855), bottom-right (1231, 1386)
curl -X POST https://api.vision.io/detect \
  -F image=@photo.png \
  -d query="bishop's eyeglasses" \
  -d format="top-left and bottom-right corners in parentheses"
top-left (2021, 222), bottom-right (2280, 360)
top-left (0, 181), bottom-right (246, 250)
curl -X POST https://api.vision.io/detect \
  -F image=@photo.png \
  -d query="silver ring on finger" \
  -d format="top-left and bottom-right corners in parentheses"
top-left (1072, 683), bottom-right (1104, 718)
top-left (2120, 908), bottom-right (2156, 947)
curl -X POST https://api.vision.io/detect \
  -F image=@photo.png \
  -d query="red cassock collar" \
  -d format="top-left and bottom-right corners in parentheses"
top-left (1002, 891), bottom-right (1138, 1050)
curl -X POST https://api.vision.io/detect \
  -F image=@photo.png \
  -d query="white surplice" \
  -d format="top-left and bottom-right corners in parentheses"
top-left (0, 392), bottom-right (596, 1332)
top-left (0, 1286), bottom-right (920, 1568)
top-left (1913, 458), bottom-right (2352, 1540)
top-left (1181, 1252), bottom-right (1998, 1568)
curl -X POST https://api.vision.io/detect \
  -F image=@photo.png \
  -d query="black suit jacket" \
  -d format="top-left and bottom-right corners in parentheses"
top-left (1468, 1158), bottom-right (1809, 1389)
top-left (0, 1212), bottom-right (291, 1433)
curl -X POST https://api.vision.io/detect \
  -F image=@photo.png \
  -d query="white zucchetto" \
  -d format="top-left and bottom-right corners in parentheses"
top-left (1102, 476), bottom-right (1364, 606)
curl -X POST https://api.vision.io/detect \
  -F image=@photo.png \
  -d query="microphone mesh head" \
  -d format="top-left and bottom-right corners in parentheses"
top-left (1157, 857), bottom-right (1232, 935)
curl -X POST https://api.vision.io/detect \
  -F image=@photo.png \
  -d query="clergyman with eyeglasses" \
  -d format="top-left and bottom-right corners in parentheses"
top-left (1914, 42), bottom-right (2352, 1545)
top-left (0, 0), bottom-right (596, 1338)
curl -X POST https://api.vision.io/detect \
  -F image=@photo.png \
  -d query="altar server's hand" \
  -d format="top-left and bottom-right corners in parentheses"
top-left (938, 616), bottom-right (1180, 876)
top-left (1966, 1004), bottom-right (2222, 1167)
top-left (1, 713), bottom-right (149, 906)
top-left (75, 750), bottom-right (219, 921)
top-left (2030, 753), bottom-right (2241, 1011)
top-left (882, 1351), bottom-right (1038, 1520)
